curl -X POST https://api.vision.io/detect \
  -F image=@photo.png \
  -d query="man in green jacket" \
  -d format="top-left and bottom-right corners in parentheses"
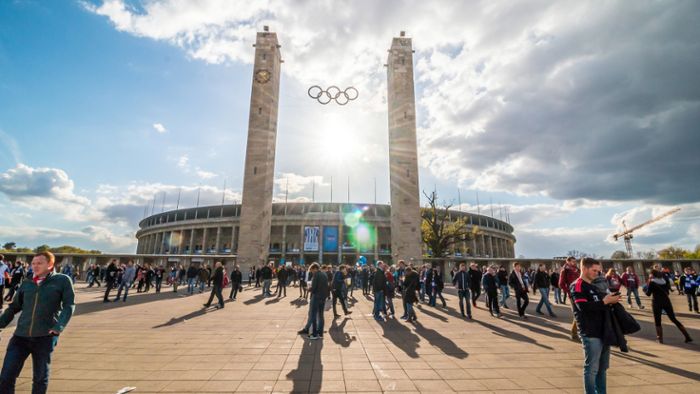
top-left (0, 251), bottom-right (75, 394)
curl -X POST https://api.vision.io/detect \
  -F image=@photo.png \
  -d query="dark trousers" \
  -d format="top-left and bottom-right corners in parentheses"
top-left (155, 278), bottom-right (162, 293)
top-left (311, 296), bottom-right (326, 336)
top-left (103, 280), bottom-right (115, 302)
top-left (277, 283), bottom-right (287, 297)
top-left (486, 290), bottom-right (500, 315)
top-left (0, 335), bottom-right (57, 394)
top-left (332, 290), bottom-right (349, 315)
top-left (516, 290), bottom-right (529, 316)
top-left (229, 282), bottom-right (240, 299)
top-left (458, 289), bottom-right (472, 317)
top-left (0, 286), bottom-right (3, 308)
top-left (470, 287), bottom-right (481, 305)
top-left (686, 293), bottom-right (698, 312)
top-left (206, 286), bottom-right (224, 307)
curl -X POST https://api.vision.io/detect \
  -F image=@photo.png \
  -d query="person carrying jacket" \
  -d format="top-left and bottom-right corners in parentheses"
top-left (114, 261), bottom-right (136, 302)
top-left (0, 251), bottom-right (75, 394)
top-left (468, 263), bottom-right (483, 307)
top-left (102, 260), bottom-right (119, 303)
top-left (401, 266), bottom-right (419, 322)
top-left (276, 264), bottom-right (288, 298)
top-left (452, 263), bottom-right (472, 319)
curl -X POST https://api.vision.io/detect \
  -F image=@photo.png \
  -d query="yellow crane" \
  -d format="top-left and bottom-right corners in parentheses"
top-left (612, 208), bottom-right (681, 258)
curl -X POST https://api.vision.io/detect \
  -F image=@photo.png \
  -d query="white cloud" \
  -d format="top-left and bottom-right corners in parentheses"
top-left (195, 169), bottom-right (217, 179)
top-left (152, 122), bottom-right (167, 133)
top-left (174, 154), bottom-right (218, 179)
top-left (177, 154), bottom-right (189, 169)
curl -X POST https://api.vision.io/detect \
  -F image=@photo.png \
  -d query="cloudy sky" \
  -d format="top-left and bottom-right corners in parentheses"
top-left (0, 0), bottom-right (698, 257)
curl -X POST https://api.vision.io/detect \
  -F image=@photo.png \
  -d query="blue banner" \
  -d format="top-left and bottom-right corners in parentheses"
top-left (323, 226), bottom-right (338, 252)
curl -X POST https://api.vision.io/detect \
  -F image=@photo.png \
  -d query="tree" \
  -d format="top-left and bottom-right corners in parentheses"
top-left (421, 191), bottom-right (469, 259)
top-left (610, 250), bottom-right (629, 260)
top-left (636, 250), bottom-right (657, 260)
top-left (34, 244), bottom-right (51, 253)
top-left (566, 250), bottom-right (590, 259)
top-left (657, 246), bottom-right (688, 259)
top-left (2, 242), bottom-right (16, 250)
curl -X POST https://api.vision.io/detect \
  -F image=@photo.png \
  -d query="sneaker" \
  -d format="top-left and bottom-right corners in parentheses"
top-left (495, 313), bottom-right (502, 318)
top-left (344, 311), bottom-right (352, 315)
top-left (334, 314), bottom-right (341, 319)
top-left (639, 305), bottom-right (645, 309)
top-left (536, 310), bottom-right (544, 315)
top-left (308, 335), bottom-right (320, 340)
top-left (399, 316), bottom-right (408, 320)
top-left (203, 304), bottom-right (210, 308)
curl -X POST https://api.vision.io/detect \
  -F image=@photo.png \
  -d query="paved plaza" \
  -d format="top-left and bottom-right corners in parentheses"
top-left (2, 282), bottom-right (699, 393)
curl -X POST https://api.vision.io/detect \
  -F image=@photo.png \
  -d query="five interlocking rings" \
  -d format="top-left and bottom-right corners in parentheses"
top-left (307, 85), bottom-right (359, 105)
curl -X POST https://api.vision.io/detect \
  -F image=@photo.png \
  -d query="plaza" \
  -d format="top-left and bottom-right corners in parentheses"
top-left (2, 280), bottom-right (698, 393)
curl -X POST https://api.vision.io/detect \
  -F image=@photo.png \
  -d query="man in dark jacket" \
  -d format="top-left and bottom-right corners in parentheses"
top-left (260, 262), bottom-right (273, 297)
top-left (204, 261), bottom-right (225, 309)
top-left (229, 265), bottom-right (243, 300)
top-left (332, 265), bottom-right (352, 318)
top-left (0, 252), bottom-right (75, 394)
top-left (276, 264), bottom-right (288, 298)
top-left (468, 263), bottom-right (483, 307)
top-left (372, 262), bottom-right (387, 321)
top-left (452, 263), bottom-right (472, 318)
top-left (508, 262), bottom-right (529, 318)
top-left (401, 266), bottom-right (419, 322)
top-left (361, 267), bottom-right (370, 295)
top-left (102, 260), bottom-right (119, 302)
top-left (550, 270), bottom-right (561, 304)
top-left (534, 264), bottom-right (556, 317)
top-left (309, 263), bottom-right (329, 339)
top-left (186, 264), bottom-right (198, 295)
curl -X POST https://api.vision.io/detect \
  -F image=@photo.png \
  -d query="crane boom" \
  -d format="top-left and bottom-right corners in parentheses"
top-left (612, 208), bottom-right (681, 239)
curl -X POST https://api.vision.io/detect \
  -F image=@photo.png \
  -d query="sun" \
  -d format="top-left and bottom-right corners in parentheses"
top-left (314, 113), bottom-right (361, 165)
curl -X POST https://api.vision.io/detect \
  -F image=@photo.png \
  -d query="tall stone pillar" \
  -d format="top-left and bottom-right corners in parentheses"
top-left (387, 32), bottom-right (422, 264)
top-left (237, 27), bottom-right (282, 267)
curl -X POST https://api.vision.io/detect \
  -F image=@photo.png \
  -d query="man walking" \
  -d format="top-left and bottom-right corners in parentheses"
top-left (559, 256), bottom-right (581, 340)
top-left (308, 263), bottom-right (329, 340)
top-left (114, 261), bottom-right (136, 302)
top-left (204, 261), bottom-right (225, 309)
top-left (534, 264), bottom-right (556, 317)
top-left (620, 266), bottom-right (645, 309)
top-left (276, 264), bottom-right (288, 298)
top-left (186, 264), bottom-right (198, 295)
top-left (102, 260), bottom-right (118, 303)
top-left (509, 262), bottom-right (529, 319)
top-left (452, 263), bottom-right (472, 319)
top-left (679, 267), bottom-right (698, 313)
top-left (571, 257), bottom-right (620, 394)
top-left (0, 252), bottom-right (75, 394)
top-left (332, 265), bottom-right (352, 318)
top-left (0, 255), bottom-right (8, 309)
top-left (154, 264), bottom-right (165, 293)
top-left (229, 265), bottom-right (242, 300)
top-left (468, 262), bottom-right (482, 308)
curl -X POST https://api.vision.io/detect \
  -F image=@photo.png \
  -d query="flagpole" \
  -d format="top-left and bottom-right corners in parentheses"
top-left (330, 176), bottom-right (333, 203)
top-left (176, 187), bottom-right (181, 210)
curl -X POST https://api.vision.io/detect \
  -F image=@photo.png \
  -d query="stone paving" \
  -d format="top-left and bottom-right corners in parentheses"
top-left (2, 281), bottom-right (699, 393)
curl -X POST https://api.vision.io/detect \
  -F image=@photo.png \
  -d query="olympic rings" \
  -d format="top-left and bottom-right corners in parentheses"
top-left (307, 85), bottom-right (359, 105)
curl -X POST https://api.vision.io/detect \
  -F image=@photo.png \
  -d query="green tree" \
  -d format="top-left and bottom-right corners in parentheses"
top-left (610, 250), bottom-right (629, 259)
top-left (657, 246), bottom-right (688, 259)
top-left (2, 242), bottom-right (16, 250)
top-left (421, 191), bottom-right (469, 259)
top-left (34, 244), bottom-right (51, 253)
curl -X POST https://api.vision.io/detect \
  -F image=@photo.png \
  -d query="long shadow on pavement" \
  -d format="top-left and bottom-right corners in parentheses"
top-left (412, 321), bottom-right (468, 359)
top-left (329, 317), bottom-right (356, 348)
top-left (379, 318), bottom-right (420, 358)
top-left (151, 308), bottom-right (211, 328)
top-left (286, 338), bottom-right (322, 393)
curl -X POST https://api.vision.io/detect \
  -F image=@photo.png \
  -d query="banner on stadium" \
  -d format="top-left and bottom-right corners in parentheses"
top-left (304, 226), bottom-right (320, 252)
top-left (323, 226), bottom-right (338, 252)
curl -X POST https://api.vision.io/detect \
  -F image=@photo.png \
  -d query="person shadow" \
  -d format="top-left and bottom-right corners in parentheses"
top-left (243, 293), bottom-right (266, 305)
top-left (412, 321), bottom-right (468, 359)
top-left (379, 318), bottom-right (420, 358)
top-left (290, 298), bottom-right (308, 308)
top-left (152, 309), bottom-right (210, 328)
top-left (286, 338), bottom-right (322, 393)
top-left (329, 317), bottom-right (356, 348)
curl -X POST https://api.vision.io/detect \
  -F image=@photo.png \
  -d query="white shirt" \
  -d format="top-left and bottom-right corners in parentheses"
top-left (0, 262), bottom-right (8, 285)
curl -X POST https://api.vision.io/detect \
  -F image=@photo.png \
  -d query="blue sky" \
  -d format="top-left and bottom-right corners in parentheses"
top-left (0, 0), bottom-right (698, 256)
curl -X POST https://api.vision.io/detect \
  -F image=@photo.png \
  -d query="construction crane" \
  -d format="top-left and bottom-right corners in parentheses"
top-left (612, 208), bottom-right (681, 258)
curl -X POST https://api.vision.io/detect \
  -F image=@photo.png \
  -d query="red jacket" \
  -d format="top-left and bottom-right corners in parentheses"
top-left (559, 264), bottom-right (580, 295)
top-left (620, 272), bottom-right (640, 289)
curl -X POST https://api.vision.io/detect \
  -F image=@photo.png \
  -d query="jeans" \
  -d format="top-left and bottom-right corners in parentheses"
top-left (536, 288), bottom-right (554, 315)
top-left (115, 282), bottom-right (131, 301)
top-left (187, 278), bottom-right (196, 294)
top-left (627, 287), bottom-right (643, 307)
top-left (103, 280), bottom-right (115, 302)
top-left (686, 292), bottom-right (699, 312)
top-left (198, 281), bottom-right (205, 293)
top-left (332, 290), bottom-right (349, 315)
top-left (406, 302), bottom-right (415, 320)
top-left (581, 336), bottom-right (609, 394)
top-left (0, 335), bottom-right (57, 394)
top-left (385, 296), bottom-right (395, 316)
top-left (311, 296), bottom-right (326, 336)
top-left (419, 282), bottom-right (425, 301)
top-left (155, 278), bottom-right (162, 293)
top-left (554, 287), bottom-right (562, 303)
top-left (262, 279), bottom-right (271, 296)
top-left (373, 290), bottom-right (385, 318)
top-left (458, 289), bottom-right (472, 316)
top-left (500, 285), bottom-right (510, 306)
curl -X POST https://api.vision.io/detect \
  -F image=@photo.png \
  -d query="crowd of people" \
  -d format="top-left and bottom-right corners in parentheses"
top-left (0, 253), bottom-right (698, 394)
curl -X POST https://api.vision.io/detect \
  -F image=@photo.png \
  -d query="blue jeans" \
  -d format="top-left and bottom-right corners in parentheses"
top-left (554, 287), bottom-right (562, 303)
top-left (626, 287), bottom-right (642, 307)
top-left (419, 282), bottom-right (425, 301)
top-left (187, 278), bottom-right (196, 294)
top-left (311, 296), bottom-right (326, 336)
top-left (115, 282), bottom-right (131, 301)
top-left (262, 279), bottom-right (271, 295)
top-left (0, 335), bottom-right (57, 394)
top-left (581, 336), bottom-right (609, 394)
top-left (458, 289), bottom-right (472, 316)
top-left (373, 290), bottom-right (385, 318)
top-left (500, 285), bottom-right (510, 306)
top-left (536, 288), bottom-right (554, 315)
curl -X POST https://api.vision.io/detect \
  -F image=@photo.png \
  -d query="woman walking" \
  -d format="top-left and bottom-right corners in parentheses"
top-left (645, 270), bottom-right (692, 343)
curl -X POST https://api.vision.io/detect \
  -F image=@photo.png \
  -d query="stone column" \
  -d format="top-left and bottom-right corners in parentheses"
top-left (237, 27), bottom-right (282, 267)
top-left (488, 236), bottom-right (494, 258)
top-left (202, 229), bottom-right (208, 254)
top-left (387, 32), bottom-right (423, 264)
top-left (178, 230), bottom-right (185, 254)
top-left (215, 227), bottom-right (222, 254)
top-left (282, 224), bottom-right (287, 261)
top-left (189, 228), bottom-right (196, 255)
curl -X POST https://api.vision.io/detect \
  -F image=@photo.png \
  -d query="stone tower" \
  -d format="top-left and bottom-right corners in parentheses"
top-left (387, 32), bottom-right (423, 264)
top-left (237, 27), bottom-right (282, 267)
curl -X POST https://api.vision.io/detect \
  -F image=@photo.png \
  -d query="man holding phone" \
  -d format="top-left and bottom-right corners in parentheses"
top-left (0, 251), bottom-right (75, 394)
